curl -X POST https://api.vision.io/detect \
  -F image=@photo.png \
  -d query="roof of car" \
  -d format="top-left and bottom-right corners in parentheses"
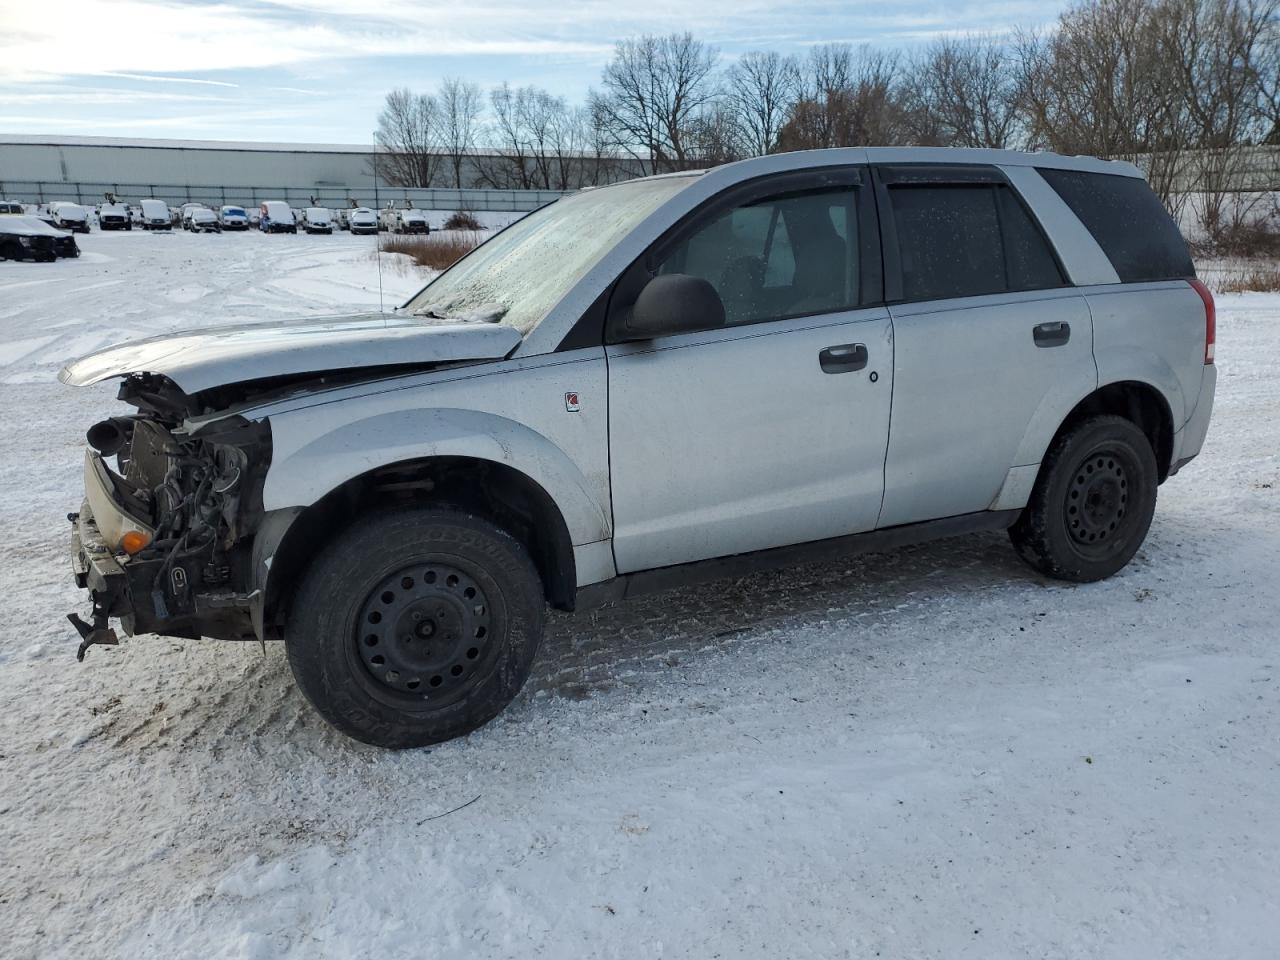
top-left (0, 215), bottom-right (67, 235)
top-left (607, 147), bottom-right (1145, 191)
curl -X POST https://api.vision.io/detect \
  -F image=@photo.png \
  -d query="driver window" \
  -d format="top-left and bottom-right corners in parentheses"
top-left (657, 186), bottom-right (859, 326)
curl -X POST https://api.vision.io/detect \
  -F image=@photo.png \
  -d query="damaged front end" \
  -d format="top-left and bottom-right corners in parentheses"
top-left (68, 373), bottom-right (270, 659)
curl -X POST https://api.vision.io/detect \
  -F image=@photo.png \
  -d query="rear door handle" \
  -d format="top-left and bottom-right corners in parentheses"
top-left (819, 343), bottom-right (868, 374)
top-left (1033, 321), bottom-right (1071, 347)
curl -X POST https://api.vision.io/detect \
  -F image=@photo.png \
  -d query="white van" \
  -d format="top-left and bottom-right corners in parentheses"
top-left (300, 207), bottom-right (333, 234)
top-left (98, 202), bottom-right (131, 231)
top-left (347, 207), bottom-right (378, 236)
top-left (48, 202), bottom-right (90, 233)
top-left (139, 199), bottom-right (171, 231)
top-left (259, 201), bottom-right (296, 234)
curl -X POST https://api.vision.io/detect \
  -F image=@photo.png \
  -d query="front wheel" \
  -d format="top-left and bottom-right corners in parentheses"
top-left (1009, 415), bottom-right (1158, 582)
top-left (286, 508), bottom-right (546, 748)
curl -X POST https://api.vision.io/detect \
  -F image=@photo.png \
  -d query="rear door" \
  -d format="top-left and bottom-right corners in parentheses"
top-left (606, 168), bottom-right (893, 573)
top-left (874, 164), bottom-right (1096, 528)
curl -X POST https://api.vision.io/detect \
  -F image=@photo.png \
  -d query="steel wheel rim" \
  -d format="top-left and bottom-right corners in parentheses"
top-left (1064, 448), bottom-right (1134, 554)
top-left (355, 562), bottom-right (497, 706)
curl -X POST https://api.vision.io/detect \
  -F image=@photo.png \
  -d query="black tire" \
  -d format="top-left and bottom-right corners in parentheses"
top-left (1009, 414), bottom-right (1158, 582)
top-left (286, 508), bottom-right (546, 748)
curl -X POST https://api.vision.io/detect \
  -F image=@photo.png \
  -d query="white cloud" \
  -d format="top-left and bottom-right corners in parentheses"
top-left (0, 0), bottom-right (1058, 85)
top-left (0, 0), bottom-right (1067, 140)
top-left (99, 72), bottom-right (241, 88)
top-left (0, 0), bottom-right (615, 83)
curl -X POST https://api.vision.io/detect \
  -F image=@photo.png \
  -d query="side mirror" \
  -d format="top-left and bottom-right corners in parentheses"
top-left (619, 273), bottom-right (724, 341)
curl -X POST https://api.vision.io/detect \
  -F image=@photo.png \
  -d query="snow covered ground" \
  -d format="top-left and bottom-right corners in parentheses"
top-left (1, 230), bottom-right (1278, 960)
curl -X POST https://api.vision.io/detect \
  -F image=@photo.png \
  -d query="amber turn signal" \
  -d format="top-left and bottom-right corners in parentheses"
top-left (120, 530), bottom-right (152, 555)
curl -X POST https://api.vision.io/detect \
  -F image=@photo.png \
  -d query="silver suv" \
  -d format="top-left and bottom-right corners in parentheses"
top-left (61, 148), bottom-right (1216, 747)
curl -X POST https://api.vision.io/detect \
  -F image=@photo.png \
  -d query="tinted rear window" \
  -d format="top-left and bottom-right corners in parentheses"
top-left (888, 183), bottom-right (1064, 302)
top-left (1037, 168), bottom-right (1194, 282)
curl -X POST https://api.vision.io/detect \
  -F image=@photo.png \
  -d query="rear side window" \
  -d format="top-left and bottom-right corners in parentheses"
top-left (1037, 168), bottom-right (1194, 282)
top-left (887, 183), bottom-right (1064, 302)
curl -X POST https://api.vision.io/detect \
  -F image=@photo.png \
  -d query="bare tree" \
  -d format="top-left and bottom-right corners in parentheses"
top-left (439, 76), bottom-right (483, 188)
top-left (1258, 3), bottom-right (1280, 142)
top-left (725, 50), bottom-right (799, 155)
top-left (480, 83), bottom-right (600, 190)
top-left (1161, 0), bottom-right (1279, 236)
top-left (372, 87), bottom-right (441, 188)
top-left (582, 97), bottom-right (624, 185)
top-left (904, 35), bottom-right (1023, 148)
top-left (546, 103), bottom-right (591, 190)
top-left (482, 82), bottom-right (535, 189)
top-left (777, 44), bottom-right (908, 150)
top-left (686, 101), bottom-right (747, 165)
top-left (1015, 0), bottom-right (1190, 207)
top-left (594, 32), bottom-right (720, 172)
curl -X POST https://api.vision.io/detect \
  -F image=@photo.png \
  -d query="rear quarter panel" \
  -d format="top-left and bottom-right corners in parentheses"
top-left (1085, 281), bottom-right (1205, 425)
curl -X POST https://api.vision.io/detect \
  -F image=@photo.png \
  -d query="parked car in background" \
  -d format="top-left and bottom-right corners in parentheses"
top-left (59, 147), bottom-right (1215, 749)
top-left (97, 202), bottom-right (132, 231)
top-left (259, 201), bottom-right (297, 234)
top-left (0, 200), bottom-right (25, 215)
top-left (218, 205), bottom-right (249, 230)
top-left (168, 206), bottom-right (182, 227)
top-left (185, 208), bottom-right (221, 233)
top-left (179, 203), bottom-right (206, 228)
top-left (380, 205), bottom-right (429, 234)
top-left (128, 205), bottom-right (145, 228)
top-left (48, 202), bottom-right (90, 233)
top-left (300, 207), bottom-right (333, 234)
top-left (347, 207), bottom-right (378, 235)
top-left (139, 199), bottom-right (172, 230)
top-left (0, 215), bottom-right (79, 261)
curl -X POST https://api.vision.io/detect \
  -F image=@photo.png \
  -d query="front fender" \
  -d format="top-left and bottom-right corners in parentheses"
top-left (261, 405), bottom-right (611, 547)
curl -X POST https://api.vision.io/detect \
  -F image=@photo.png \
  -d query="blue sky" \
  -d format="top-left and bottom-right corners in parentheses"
top-left (0, 0), bottom-right (1068, 144)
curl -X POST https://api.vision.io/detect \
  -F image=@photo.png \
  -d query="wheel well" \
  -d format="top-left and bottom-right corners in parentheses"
top-left (1053, 382), bottom-right (1175, 481)
top-left (262, 456), bottom-right (578, 634)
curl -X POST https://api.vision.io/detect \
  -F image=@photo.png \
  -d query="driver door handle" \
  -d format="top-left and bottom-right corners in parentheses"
top-left (819, 343), bottom-right (868, 374)
top-left (1033, 321), bottom-right (1071, 347)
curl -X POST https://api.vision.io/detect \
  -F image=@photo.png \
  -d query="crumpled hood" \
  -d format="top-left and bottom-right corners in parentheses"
top-left (59, 312), bottom-right (522, 394)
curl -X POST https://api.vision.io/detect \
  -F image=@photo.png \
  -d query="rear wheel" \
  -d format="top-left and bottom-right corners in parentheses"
top-left (1009, 415), bottom-right (1158, 582)
top-left (286, 508), bottom-right (546, 748)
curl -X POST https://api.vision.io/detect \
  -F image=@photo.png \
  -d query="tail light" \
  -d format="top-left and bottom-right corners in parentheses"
top-left (1189, 278), bottom-right (1215, 364)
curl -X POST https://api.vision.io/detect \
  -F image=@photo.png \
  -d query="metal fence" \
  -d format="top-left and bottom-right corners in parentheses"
top-left (0, 180), bottom-right (569, 211)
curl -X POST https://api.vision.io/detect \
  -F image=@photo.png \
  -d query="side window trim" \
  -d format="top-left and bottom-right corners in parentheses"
top-left (991, 179), bottom-right (1071, 291)
top-left (873, 164), bottom-right (1069, 305)
top-left (999, 165), bottom-right (1118, 286)
top-left (604, 166), bottom-right (882, 344)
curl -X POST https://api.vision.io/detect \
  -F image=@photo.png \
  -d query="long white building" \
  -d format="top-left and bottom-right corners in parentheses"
top-left (0, 134), bottom-right (630, 210)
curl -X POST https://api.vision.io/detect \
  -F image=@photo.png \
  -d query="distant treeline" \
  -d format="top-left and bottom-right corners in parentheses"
top-left (374, 0), bottom-right (1279, 243)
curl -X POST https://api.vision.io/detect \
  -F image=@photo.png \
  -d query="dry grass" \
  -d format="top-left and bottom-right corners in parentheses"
top-left (379, 232), bottom-right (482, 271)
top-left (443, 210), bottom-right (484, 231)
top-left (1212, 262), bottom-right (1280, 293)
top-left (1188, 217), bottom-right (1280, 260)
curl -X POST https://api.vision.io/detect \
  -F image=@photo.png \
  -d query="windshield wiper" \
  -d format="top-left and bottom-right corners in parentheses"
top-left (414, 303), bottom-right (508, 324)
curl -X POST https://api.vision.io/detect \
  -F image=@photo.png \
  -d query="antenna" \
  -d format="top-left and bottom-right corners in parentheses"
top-left (372, 131), bottom-right (385, 316)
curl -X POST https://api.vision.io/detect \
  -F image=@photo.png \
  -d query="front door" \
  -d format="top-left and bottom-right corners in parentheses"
top-left (606, 170), bottom-right (893, 573)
